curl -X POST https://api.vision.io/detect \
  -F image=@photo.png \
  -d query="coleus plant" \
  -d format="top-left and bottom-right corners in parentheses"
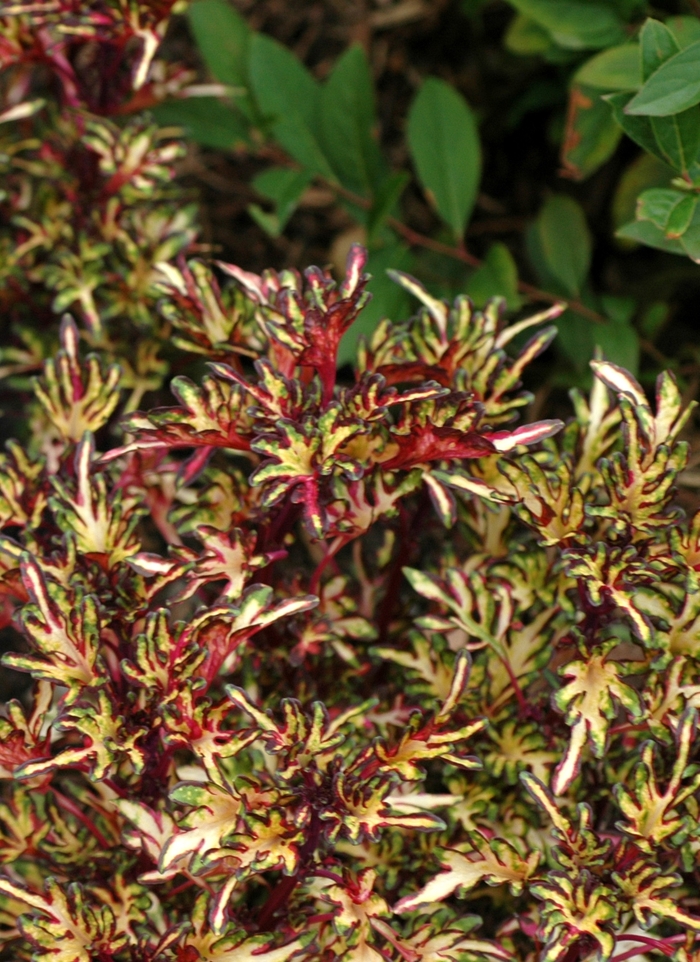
top-left (0, 231), bottom-right (699, 962)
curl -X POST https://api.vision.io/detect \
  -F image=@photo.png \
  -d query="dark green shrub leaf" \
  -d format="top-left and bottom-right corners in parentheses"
top-left (249, 167), bottom-right (313, 236)
top-left (531, 195), bottom-right (591, 296)
top-left (320, 45), bottom-right (384, 195)
top-left (612, 153), bottom-right (673, 230)
top-left (616, 219), bottom-right (685, 253)
top-left (553, 310), bottom-right (594, 372)
top-left (562, 85), bottom-right (623, 179)
top-left (605, 91), bottom-right (671, 167)
top-left (466, 243), bottom-right (522, 310)
top-left (650, 109), bottom-right (700, 176)
top-left (626, 39), bottom-right (700, 116)
top-left (676, 201), bottom-right (700, 260)
top-left (639, 18), bottom-right (679, 82)
top-left (407, 78), bottom-right (481, 241)
top-left (506, 0), bottom-right (626, 50)
top-left (504, 14), bottom-right (553, 55)
top-left (666, 16), bottom-right (700, 49)
top-left (151, 97), bottom-right (251, 150)
top-left (249, 33), bottom-right (334, 178)
top-left (636, 187), bottom-right (694, 234)
top-left (366, 171), bottom-right (409, 244)
top-left (596, 298), bottom-right (640, 374)
top-left (574, 45), bottom-right (640, 90)
top-left (188, 0), bottom-right (249, 88)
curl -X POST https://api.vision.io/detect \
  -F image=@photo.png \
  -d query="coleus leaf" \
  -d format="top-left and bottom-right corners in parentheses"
top-left (0, 877), bottom-right (127, 962)
top-left (531, 872), bottom-right (617, 962)
top-left (551, 644), bottom-right (644, 795)
top-left (614, 708), bottom-right (700, 852)
top-left (395, 834), bottom-right (539, 911)
top-left (33, 316), bottom-right (121, 444)
top-left (4, 558), bottom-right (101, 700)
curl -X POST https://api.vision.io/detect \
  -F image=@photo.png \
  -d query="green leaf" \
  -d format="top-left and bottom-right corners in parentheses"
top-left (665, 194), bottom-right (697, 237)
top-left (187, 0), bottom-right (256, 120)
top-left (639, 19), bottom-right (679, 83)
top-left (407, 78), bottom-right (481, 241)
top-left (504, 14), bottom-right (553, 55)
top-left (666, 16), bottom-right (700, 50)
top-left (562, 85), bottom-right (623, 179)
top-left (677, 199), bottom-right (700, 261)
top-left (532, 195), bottom-right (591, 296)
top-left (151, 98), bottom-right (251, 150)
top-left (506, 0), bottom-right (626, 50)
top-left (551, 310), bottom-right (594, 373)
top-left (615, 219), bottom-right (685, 254)
top-left (338, 243), bottom-right (413, 365)
top-left (649, 108), bottom-right (700, 175)
top-left (249, 167), bottom-right (313, 236)
top-left (625, 20), bottom-right (700, 172)
top-left (636, 187), bottom-right (694, 233)
top-left (574, 45), bottom-right (640, 90)
top-left (612, 153), bottom-right (673, 230)
top-left (626, 39), bottom-right (700, 116)
top-left (320, 45), bottom-right (384, 195)
top-left (248, 33), bottom-right (334, 178)
top-left (605, 91), bottom-right (670, 167)
top-left (366, 171), bottom-right (409, 243)
top-left (466, 243), bottom-right (522, 310)
top-left (594, 320), bottom-right (640, 374)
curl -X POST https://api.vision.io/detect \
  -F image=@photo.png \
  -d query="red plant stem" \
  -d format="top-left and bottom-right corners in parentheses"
top-left (256, 873), bottom-right (299, 931)
top-left (309, 538), bottom-right (347, 595)
top-left (257, 813), bottom-right (323, 930)
top-left (168, 878), bottom-right (199, 898)
top-left (52, 788), bottom-right (111, 849)
top-left (499, 654), bottom-right (529, 716)
top-left (609, 934), bottom-right (688, 962)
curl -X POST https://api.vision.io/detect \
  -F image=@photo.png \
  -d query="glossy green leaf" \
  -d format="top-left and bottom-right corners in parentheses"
top-left (466, 243), bottom-right (522, 310)
top-left (506, 0), bottom-right (626, 50)
top-left (407, 78), bottom-right (481, 241)
top-left (320, 45), bottom-right (384, 195)
top-left (151, 97), bottom-right (251, 150)
top-left (626, 40), bottom-right (700, 116)
top-left (639, 19), bottom-right (678, 83)
top-left (249, 33), bottom-right (334, 178)
top-left (574, 46), bottom-right (640, 90)
top-left (532, 195), bottom-right (591, 296)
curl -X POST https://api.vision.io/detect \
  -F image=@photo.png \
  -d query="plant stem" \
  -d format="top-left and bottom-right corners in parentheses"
top-left (52, 788), bottom-right (111, 849)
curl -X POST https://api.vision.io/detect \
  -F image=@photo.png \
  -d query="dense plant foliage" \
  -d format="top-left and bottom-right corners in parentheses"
top-left (3, 2), bottom-right (700, 962)
top-left (150, 0), bottom-right (700, 383)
